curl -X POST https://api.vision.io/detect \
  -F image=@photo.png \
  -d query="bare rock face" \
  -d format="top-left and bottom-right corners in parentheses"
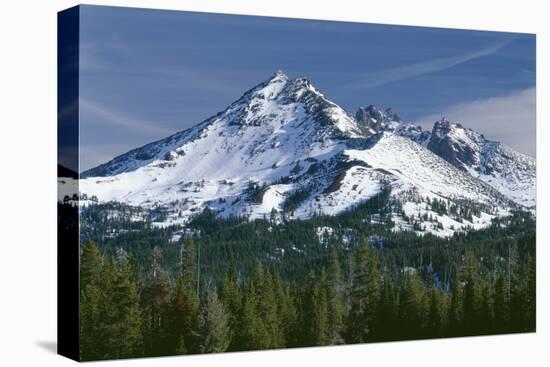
top-left (427, 119), bottom-right (479, 171)
top-left (355, 105), bottom-right (402, 133)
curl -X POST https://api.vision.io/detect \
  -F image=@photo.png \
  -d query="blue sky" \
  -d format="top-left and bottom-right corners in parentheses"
top-left (79, 5), bottom-right (536, 170)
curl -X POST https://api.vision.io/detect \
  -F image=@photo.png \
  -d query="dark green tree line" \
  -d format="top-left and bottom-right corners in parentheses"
top-left (80, 233), bottom-right (535, 360)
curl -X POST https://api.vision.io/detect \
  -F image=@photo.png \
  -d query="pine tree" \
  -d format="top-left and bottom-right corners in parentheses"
top-left (479, 284), bottom-right (494, 334)
top-left (237, 272), bottom-right (270, 350)
top-left (168, 279), bottom-right (188, 354)
top-left (82, 255), bottom-right (142, 360)
top-left (509, 282), bottom-right (526, 332)
top-left (182, 239), bottom-right (198, 291)
top-left (199, 285), bottom-right (230, 353)
top-left (143, 247), bottom-right (171, 356)
top-left (96, 256), bottom-right (118, 358)
top-left (316, 270), bottom-right (331, 346)
top-left (427, 279), bottom-right (444, 338)
top-left (326, 249), bottom-right (345, 344)
top-left (273, 270), bottom-right (296, 347)
top-left (462, 253), bottom-right (481, 334)
top-left (181, 240), bottom-right (201, 353)
top-left (398, 271), bottom-right (426, 339)
top-left (301, 270), bottom-right (319, 346)
top-left (376, 276), bottom-right (399, 341)
top-left (80, 241), bottom-right (103, 360)
top-left (236, 286), bottom-right (257, 350)
top-left (347, 241), bottom-right (380, 343)
top-left (80, 240), bottom-right (102, 288)
top-left (181, 286), bottom-right (200, 354)
top-left (109, 258), bottom-right (144, 358)
top-left (448, 269), bottom-right (463, 336)
top-left (257, 268), bottom-right (284, 348)
top-left (494, 274), bottom-right (509, 333)
top-left (524, 254), bottom-right (536, 331)
top-left (221, 260), bottom-right (241, 350)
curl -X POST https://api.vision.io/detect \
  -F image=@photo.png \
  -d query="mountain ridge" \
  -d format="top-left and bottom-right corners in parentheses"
top-left (396, 118), bottom-right (535, 207)
top-left (73, 71), bottom-right (535, 237)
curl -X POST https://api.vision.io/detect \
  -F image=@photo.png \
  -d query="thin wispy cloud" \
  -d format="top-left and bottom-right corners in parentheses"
top-left (80, 98), bottom-right (174, 136)
top-left (416, 87), bottom-right (536, 157)
top-left (77, 7), bottom-right (535, 170)
top-left (351, 38), bottom-right (514, 90)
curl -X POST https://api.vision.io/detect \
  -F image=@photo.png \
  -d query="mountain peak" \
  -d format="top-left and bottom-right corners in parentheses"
top-left (270, 69), bottom-right (289, 83)
top-left (366, 104), bottom-right (381, 112)
top-left (430, 118), bottom-right (486, 146)
top-left (433, 117), bottom-right (462, 130)
top-left (428, 118), bottom-right (486, 174)
top-left (356, 104), bottom-right (381, 118)
top-left (283, 76), bottom-right (317, 98)
top-left (355, 105), bottom-right (401, 132)
top-left (384, 107), bottom-right (401, 123)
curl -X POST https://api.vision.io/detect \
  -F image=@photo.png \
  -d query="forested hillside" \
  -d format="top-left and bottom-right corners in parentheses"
top-left (78, 202), bottom-right (536, 360)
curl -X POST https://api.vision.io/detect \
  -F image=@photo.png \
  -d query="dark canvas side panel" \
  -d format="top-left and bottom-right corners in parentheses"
top-left (57, 5), bottom-right (80, 362)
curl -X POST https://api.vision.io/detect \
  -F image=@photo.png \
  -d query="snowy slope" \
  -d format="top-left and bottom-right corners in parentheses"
top-left (79, 71), bottom-right (362, 223)
top-left (341, 133), bottom-right (511, 236)
top-left (396, 119), bottom-right (536, 207)
top-left (82, 71), bottom-right (362, 179)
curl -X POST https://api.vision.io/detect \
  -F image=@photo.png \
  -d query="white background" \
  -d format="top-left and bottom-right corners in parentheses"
top-left (0, 0), bottom-right (548, 365)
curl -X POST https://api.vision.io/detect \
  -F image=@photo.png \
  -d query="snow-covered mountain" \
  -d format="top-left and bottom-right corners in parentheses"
top-left (396, 119), bottom-right (536, 207)
top-left (82, 71), bottom-right (364, 178)
top-left (73, 71), bottom-right (535, 236)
